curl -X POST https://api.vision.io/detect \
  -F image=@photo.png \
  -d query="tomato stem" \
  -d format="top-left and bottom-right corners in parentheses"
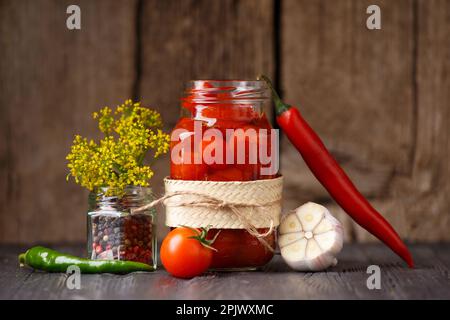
top-left (181, 225), bottom-right (221, 252)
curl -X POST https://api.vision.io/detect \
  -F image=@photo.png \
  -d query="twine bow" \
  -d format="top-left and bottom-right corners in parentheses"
top-left (132, 191), bottom-right (277, 252)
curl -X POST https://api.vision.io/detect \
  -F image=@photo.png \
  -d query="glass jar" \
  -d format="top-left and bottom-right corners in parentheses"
top-left (170, 80), bottom-right (279, 270)
top-left (87, 186), bottom-right (157, 269)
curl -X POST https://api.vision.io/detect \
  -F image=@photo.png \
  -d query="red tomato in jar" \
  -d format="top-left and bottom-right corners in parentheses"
top-left (182, 82), bottom-right (214, 113)
top-left (207, 229), bottom-right (275, 269)
top-left (172, 117), bottom-right (197, 132)
top-left (228, 123), bottom-right (274, 179)
top-left (207, 167), bottom-right (246, 181)
top-left (181, 100), bottom-right (195, 115)
top-left (229, 124), bottom-right (259, 161)
top-left (201, 132), bottom-right (228, 170)
top-left (170, 118), bottom-right (207, 180)
top-left (160, 227), bottom-right (214, 279)
top-left (170, 150), bottom-right (207, 180)
top-left (201, 104), bottom-right (257, 122)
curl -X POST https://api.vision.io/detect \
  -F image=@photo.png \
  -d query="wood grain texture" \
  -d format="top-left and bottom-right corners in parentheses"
top-left (138, 0), bottom-right (275, 239)
top-left (1, 244), bottom-right (449, 299)
top-left (0, 0), bottom-right (137, 243)
top-left (380, 0), bottom-right (450, 241)
top-left (281, 0), bottom-right (414, 240)
top-left (281, 0), bottom-right (450, 242)
top-left (353, 0), bottom-right (450, 242)
top-left (282, 0), bottom-right (414, 171)
top-left (0, 0), bottom-right (448, 244)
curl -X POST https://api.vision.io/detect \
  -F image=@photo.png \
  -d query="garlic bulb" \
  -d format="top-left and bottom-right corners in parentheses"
top-left (279, 202), bottom-right (344, 271)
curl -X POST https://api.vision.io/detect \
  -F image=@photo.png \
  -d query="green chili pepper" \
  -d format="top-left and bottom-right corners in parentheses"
top-left (19, 246), bottom-right (154, 274)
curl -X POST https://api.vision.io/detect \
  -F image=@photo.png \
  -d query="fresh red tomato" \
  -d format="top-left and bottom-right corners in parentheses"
top-left (160, 227), bottom-right (214, 279)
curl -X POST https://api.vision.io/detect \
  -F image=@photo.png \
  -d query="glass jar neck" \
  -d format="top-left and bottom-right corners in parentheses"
top-left (181, 80), bottom-right (270, 121)
top-left (184, 80), bottom-right (269, 103)
top-left (88, 186), bottom-right (152, 212)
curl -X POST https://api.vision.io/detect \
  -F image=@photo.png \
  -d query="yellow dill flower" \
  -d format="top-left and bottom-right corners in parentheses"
top-left (66, 99), bottom-right (170, 195)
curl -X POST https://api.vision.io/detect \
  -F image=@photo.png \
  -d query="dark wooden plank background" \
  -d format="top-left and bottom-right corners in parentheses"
top-left (0, 0), bottom-right (449, 244)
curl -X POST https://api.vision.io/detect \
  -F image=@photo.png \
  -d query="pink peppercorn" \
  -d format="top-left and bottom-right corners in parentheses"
top-left (95, 245), bottom-right (103, 254)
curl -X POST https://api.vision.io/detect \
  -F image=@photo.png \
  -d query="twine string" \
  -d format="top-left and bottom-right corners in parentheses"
top-left (132, 190), bottom-right (277, 251)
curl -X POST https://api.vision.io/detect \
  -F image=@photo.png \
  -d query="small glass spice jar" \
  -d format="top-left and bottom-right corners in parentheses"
top-left (87, 186), bottom-right (157, 269)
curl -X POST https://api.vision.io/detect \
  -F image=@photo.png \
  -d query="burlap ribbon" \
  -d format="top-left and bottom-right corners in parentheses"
top-left (132, 176), bottom-right (283, 251)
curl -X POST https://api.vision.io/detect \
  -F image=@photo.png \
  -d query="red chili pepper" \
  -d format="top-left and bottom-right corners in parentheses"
top-left (260, 75), bottom-right (413, 267)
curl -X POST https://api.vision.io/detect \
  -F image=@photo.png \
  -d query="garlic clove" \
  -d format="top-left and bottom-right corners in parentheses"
top-left (313, 218), bottom-right (334, 234)
top-left (314, 231), bottom-right (338, 251)
top-left (279, 213), bottom-right (303, 234)
top-left (295, 202), bottom-right (324, 231)
top-left (279, 202), bottom-right (344, 271)
top-left (306, 238), bottom-right (322, 259)
top-left (278, 232), bottom-right (304, 248)
top-left (282, 238), bottom-right (308, 260)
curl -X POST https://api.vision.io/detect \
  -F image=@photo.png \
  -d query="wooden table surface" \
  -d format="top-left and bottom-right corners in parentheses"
top-left (1, 243), bottom-right (449, 300)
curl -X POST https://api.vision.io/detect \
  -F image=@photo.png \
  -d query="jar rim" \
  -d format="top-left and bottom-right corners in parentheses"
top-left (91, 185), bottom-right (152, 197)
top-left (183, 79), bottom-right (270, 104)
top-left (89, 185), bottom-right (153, 210)
top-left (188, 79), bottom-right (266, 86)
